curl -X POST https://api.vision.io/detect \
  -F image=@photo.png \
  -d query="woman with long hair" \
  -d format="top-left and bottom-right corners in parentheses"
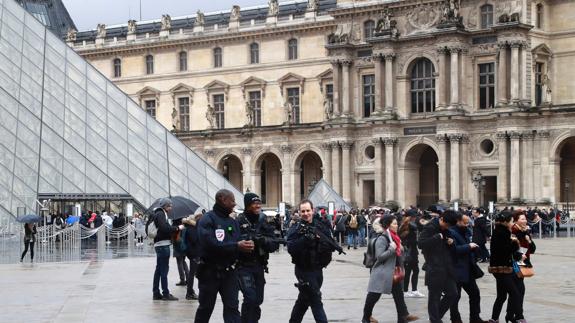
top-left (362, 215), bottom-right (419, 323)
top-left (20, 223), bottom-right (37, 262)
top-left (488, 211), bottom-right (525, 323)
top-left (399, 212), bottom-right (424, 298)
top-left (505, 210), bottom-right (535, 322)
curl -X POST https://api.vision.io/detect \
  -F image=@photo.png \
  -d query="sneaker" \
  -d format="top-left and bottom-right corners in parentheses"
top-left (162, 294), bottom-right (179, 301)
top-left (411, 290), bottom-right (425, 298)
top-left (185, 293), bottom-right (198, 300)
top-left (404, 291), bottom-right (413, 298)
top-left (369, 316), bottom-right (378, 323)
top-left (152, 294), bottom-right (163, 300)
top-left (404, 314), bottom-right (419, 322)
top-left (175, 281), bottom-right (187, 286)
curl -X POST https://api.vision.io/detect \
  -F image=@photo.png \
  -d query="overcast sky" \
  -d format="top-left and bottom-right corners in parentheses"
top-left (62, 0), bottom-right (267, 31)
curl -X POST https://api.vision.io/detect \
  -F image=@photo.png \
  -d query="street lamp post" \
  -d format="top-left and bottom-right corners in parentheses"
top-left (472, 172), bottom-right (487, 208)
top-left (565, 179), bottom-right (570, 214)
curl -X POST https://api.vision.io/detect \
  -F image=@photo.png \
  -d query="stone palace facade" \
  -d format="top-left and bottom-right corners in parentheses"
top-left (69, 0), bottom-right (575, 209)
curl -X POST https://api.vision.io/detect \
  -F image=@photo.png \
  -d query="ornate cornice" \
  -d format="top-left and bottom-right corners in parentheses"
top-left (509, 131), bottom-right (522, 140)
top-left (341, 141), bottom-right (354, 149)
top-left (382, 137), bottom-right (397, 146)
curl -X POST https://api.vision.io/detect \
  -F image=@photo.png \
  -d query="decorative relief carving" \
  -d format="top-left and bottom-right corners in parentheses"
top-left (280, 144), bottom-right (292, 154)
top-left (241, 147), bottom-right (253, 156)
top-left (204, 149), bottom-right (216, 157)
top-left (466, 6), bottom-right (478, 29)
top-left (406, 3), bottom-right (440, 34)
top-left (471, 135), bottom-right (498, 161)
top-left (382, 137), bottom-right (398, 146)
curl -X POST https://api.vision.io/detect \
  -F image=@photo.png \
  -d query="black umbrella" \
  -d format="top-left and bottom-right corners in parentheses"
top-left (146, 196), bottom-right (200, 220)
top-left (16, 214), bottom-right (42, 223)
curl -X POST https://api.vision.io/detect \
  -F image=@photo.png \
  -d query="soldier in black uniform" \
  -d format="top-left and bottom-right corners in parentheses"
top-left (287, 199), bottom-right (343, 323)
top-left (194, 189), bottom-right (254, 323)
top-left (237, 193), bottom-right (280, 323)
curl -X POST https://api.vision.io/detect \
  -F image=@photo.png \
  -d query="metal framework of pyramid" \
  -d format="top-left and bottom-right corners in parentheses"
top-left (0, 0), bottom-right (243, 221)
top-left (307, 179), bottom-right (352, 212)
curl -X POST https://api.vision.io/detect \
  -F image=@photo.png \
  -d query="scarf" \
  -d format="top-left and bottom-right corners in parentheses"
top-left (389, 229), bottom-right (402, 257)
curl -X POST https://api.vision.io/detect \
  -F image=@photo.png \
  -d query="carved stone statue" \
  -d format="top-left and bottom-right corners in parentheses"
top-left (268, 0), bottom-right (279, 16)
top-left (328, 23), bottom-right (352, 44)
top-left (376, 11), bottom-right (392, 32)
top-left (196, 10), bottom-right (205, 26)
top-left (284, 101), bottom-right (293, 126)
top-left (439, 0), bottom-right (463, 26)
top-left (245, 101), bottom-right (254, 127)
top-left (161, 14), bottom-right (172, 31)
top-left (542, 74), bottom-right (552, 103)
top-left (66, 28), bottom-right (77, 42)
top-left (96, 24), bottom-right (106, 38)
top-left (230, 5), bottom-right (241, 21)
top-left (127, 20), bottom-right (137, 34)
top-left (206, 104), bottom-right (215, 129)
top-left (171, 107), bottom-right (180, 130)
top-left (324, 98), bottom-right (333, 120)
top-left (307, 0), bottom-right (319, 11)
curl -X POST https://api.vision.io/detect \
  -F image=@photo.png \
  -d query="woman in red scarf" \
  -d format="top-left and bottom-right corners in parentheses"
top-left (361, 215), bottom-right (419, 323)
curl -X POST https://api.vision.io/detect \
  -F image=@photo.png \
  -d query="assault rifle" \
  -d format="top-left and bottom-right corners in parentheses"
top-left (298, 221), bottom-right (346, 255)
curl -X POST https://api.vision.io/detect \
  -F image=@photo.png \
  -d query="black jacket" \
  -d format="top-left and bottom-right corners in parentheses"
top-left (153, 208), bottom-right (178, 244)
top-left (448, 226), bottom-right (476, 283)
top-left (401, 222), bottom-right (419, 263)
top-left (287, 218), bottom-right (335, 270)
top-left (418, 218), bottom-right (455, 284)
top-left (489, 224), bottom-right (520, 270)
top-left (472, 216), bottom-right (490, 245)
top-left (237, 211), bottom-right (279, 268)
top-left (184, 224), bottom-right (200, 259)
top-left (197, 203), bottom-right (240, 268)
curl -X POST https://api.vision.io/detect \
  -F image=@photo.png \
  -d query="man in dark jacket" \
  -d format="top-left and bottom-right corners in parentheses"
top-left (183, 213), bottom-right (201, 300)
top-left (418, 210), bottom-right (459, 323)
top-left (152, 198), bottom-right (183, 301)
top-left (472, 208), bottom-right (490, 262)
top-left (194, 189), bottom-right (254, 323)
top-left (448, 214), bottom-right (488, 323)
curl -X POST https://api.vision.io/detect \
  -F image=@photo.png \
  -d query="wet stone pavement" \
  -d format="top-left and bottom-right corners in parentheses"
top-left (1, 238), bottom-right (574, 323)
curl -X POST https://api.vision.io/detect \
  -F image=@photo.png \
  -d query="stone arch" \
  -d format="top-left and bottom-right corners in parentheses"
top-left (292, 149), bottom-right (324, 202)
top-left (401, 138), bottom-right (440, 208)
top-left (550, 130), bottom-right (575, 203)
top-left (251, 147), bottom-right (284, 171)
top-left (400, 52), bottom-right (439, 76)
top-left (215, 152), bottom-right (244, 192)
top-left (251, 149), bottom-right (283, 207)
top-left (400, 137), bottom-right (440, 164)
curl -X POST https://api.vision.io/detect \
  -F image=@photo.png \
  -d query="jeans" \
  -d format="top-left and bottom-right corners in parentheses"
top-left (450, 279), bottom-right (482, 321)
top-left (153, 245), bottom-right (171, 296)
top-left (427, 275), bottom-right (458, 323)
top-left (289, 267), bottom-right (327, 323)
top-left (358, 226), bottom-right (366, 246)
top-left (186, 256), bottom-right (199, 297)
top-left (403, 261), bottom-right (419, 292)
top-left (347, 230), bottom-right (358, 248)
top-left (194, 266), bottom-right (241, 323)
top-left (362, 282), bottom-right (409, 322)
top-left (477, 243), bottom-right (490, 261)
top-left (176, 255), bottom-right (189, 282)
top-left (492, 273), bottom-right (523, 320)
top-left (238, 265), bottom-right (266, 323)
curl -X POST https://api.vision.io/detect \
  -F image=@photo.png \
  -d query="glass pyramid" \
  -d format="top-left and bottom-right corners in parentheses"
top-left (307, 179), bottom-right (352, 212)
top-left (0, 0), bottom-right (243, 222)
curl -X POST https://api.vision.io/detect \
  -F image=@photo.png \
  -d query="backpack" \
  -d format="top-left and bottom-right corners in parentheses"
top-left (145, 214), bottom-right (158, 240)
top-left (349, 215), bottom-right (358, 229)
top-left (363, 233), bottom-right (390, 268)
top-left (55, 217), bottom-right (63, 226)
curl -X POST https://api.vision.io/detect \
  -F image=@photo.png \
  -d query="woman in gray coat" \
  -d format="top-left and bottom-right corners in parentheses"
top-left (362, 215), bottom-right (419, 323)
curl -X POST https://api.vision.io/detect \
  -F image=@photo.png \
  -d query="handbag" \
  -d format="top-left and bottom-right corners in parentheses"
top-left (472, 262), bottom-right (485, 279)
top-left (517, 265), bottom-right (534, 278)
top-left (393, 266), bottom-right (405, 283)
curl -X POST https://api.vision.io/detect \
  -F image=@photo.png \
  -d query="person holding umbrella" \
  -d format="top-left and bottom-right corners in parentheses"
top-left (21, 222), bottom-right (37, 263)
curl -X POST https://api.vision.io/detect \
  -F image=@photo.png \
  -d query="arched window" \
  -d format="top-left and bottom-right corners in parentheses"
top-left (288, 38), bottom-right (298, 60)
top-left (410, 58), bottom-right (436, 114)
top-left (113, 58), bottom-right (121, 77)
top-left (364, 20), bottom-right (375, 39)
top-left (213, 47), bottom-right (222, 68)
top-left (250, 43), bottom-right (259, 64)
top-left (145, 54), bottom-right (154, 74)
top-left (179, 51), bottom-right (188, 72)
top-left (536, 3), bottom-right (543, 29)
top-left (480, 4), bottom-right (493, 28)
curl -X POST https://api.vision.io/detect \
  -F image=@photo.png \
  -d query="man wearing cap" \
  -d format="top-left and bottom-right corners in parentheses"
top-left (236, 192), bottom-right (280, 323)
top-left (152, 198), bottom-right (184, 301)
top-left (195, 189), bottom-right (254, 323)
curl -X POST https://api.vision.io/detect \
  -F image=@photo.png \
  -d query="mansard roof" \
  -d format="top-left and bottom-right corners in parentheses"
top-left (18, 0), bottom-right (77, 39)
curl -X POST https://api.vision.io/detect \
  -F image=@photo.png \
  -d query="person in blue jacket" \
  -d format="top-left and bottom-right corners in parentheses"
top-left (194, 189), bottom-right (254, 323)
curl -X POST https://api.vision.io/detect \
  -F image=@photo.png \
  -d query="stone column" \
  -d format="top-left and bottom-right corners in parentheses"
top-left (330, 141), bottom-right (341, 194)
top-left (522, 132), bottom-right (535, 202)
top-left (510, 42), bottom-right (520, 103)
top-left (450, 47), bottom-right (460, 107)
top-left (497, 43), bottom-right (508, 105)
top-left (437, 135), bottom-right (449, 202)
top-left (372, 138), bottom-right (384, 204)
top-left (320, 143), bottom-right (332, 186)
top-left (384, 53), bottom-right (395, 111)
top-left (537, 131), bottom-right (551, 200)
top-left (373, 54), bottom-right (384, 113)
top-left (280, 144), bottom-right (292, 204)
top-left (449, 134), bottom-right (462, 201)
top-left (341, 59), bottom-right (352, 117)
top-left (437, 47), bottom-right (448, 109)
top-left (510, 132), bottom-right (522, 201)
top-left (241, 147), bottom-right (253, 193)
top-left (496, 132), bottom-right (509, 202)
top-left (341, 141), bottom-right (354, 202)
top-left (331, 60), bottom-right (341, 117)
top-left (384, 137), bottom-right (397, 202)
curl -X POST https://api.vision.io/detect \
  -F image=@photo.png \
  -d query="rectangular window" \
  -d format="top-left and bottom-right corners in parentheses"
top-left (325, 84), bottom-right (334, 104)
top-left (214, 48), bottom-right (222, 68)
top-left (178, 97), bottom-right (190, 131)
top-left (249, 91), bottom-right (262, 127)
top-left (179, 52), bottom-right (188, 72)
top-left (213, 94), bottom-right (225, 129)
top-left (478, 63), bottom-right (495, 109)
top-left (287, 88), bottom-right (300, 124)
top-left (362, 74), bottom-right (375, 117)
top-left (145, 100), bottom-right (156, 118)
top-left (288, 39), bottom-right (298, 60)
top-left (535, 62), bottom-right (544, 106)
